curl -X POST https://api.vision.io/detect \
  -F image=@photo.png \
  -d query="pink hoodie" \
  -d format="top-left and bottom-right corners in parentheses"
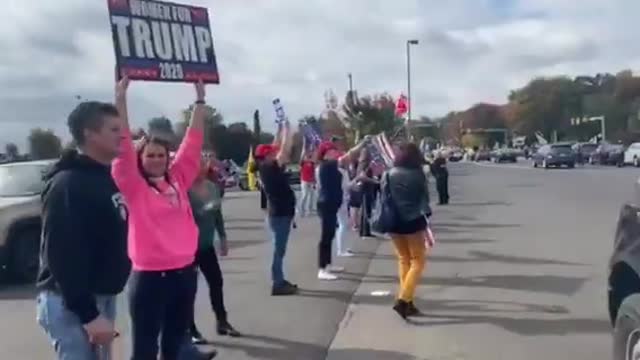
top-left (112, 127), bottom-right (203, 271)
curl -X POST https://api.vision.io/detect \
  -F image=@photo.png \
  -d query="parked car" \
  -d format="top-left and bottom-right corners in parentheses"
top-left (0, 160), bottom-right (55, 282)
top-left (448, 149), bottom-right (464, 162)
top-left (610, 177), bottom-right (640, 359)
top-left (591, 143), bottom-right (625, 166)
top-left (531, 143), bottom-right (576, 168)
top-left (474, 149), bottom-right (491, 162)
top-left (572, 143), bottom-right (599, 164)
top-left (490, 149), bottom-right (518, 163)
top-left (624, 143), bottom-right (640, 167)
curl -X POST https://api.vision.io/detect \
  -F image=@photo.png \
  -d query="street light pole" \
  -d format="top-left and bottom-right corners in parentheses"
top-left (406, 39), bottom-right (419, 140)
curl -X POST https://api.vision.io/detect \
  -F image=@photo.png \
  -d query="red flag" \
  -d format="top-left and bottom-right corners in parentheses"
top-left (395, 94), bottom-right (408, 118)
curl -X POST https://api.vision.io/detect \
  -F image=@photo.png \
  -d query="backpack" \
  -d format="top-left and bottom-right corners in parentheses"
top-left (371, 172), bottom-right (398, 234)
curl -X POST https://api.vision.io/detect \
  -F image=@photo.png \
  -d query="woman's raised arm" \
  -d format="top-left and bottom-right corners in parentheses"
top-left (171, 80), bottom-right (206, 188)
top-left (111, 76), bottom-right (146, 198)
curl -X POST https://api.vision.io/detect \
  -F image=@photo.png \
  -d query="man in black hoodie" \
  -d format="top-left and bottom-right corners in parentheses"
top-left (36, 101), bottom-right (131, 360)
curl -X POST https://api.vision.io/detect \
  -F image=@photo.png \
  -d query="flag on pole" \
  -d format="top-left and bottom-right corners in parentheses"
top-left (247, 147), bottom-right (258, 191)
top-left (395, 94), bottom-right (409, 119)
top-left (272, 98), bottom-right (287, 124)
top-left (300, 121), bottom-right (322, 152)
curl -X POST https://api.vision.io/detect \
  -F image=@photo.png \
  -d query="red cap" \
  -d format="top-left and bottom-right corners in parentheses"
top-left (255, 144), bottom-right (279, 159)
top-left (318, 141), bottom-right (337, 159)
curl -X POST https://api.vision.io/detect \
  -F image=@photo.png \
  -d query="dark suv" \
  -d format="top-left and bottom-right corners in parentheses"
top-left (531, 143), bottom-right (576, 168)
top-left (610, 177), bottom-right (640, 359)
top-left (591, 143), bottom-right (625, 166)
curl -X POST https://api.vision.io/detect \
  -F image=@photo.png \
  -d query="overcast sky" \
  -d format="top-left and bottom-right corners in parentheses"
top-left (1, 0), bottom-right (638, 150)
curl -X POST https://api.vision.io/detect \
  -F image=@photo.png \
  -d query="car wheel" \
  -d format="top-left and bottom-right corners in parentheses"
top-left (543, 160), bottom-right (549, 169)
top-left (532, 160), bottom-right (538, 168)
top-left (568, 162), bottom-right (575, 169)
top-left (9, 228), bottom-right (40, 283)
top-left (614, 294), bottom-right (640, 360)
top-left (635, 157), bottom-right (640, 168)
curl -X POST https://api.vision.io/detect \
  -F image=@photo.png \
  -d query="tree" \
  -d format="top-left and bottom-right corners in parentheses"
top-left (253, 110), bottom-right (262, 148)
top-left (148, 116), bottom-right (177, 148)
top-left (340, 92), bottom-right (398, 139)
top-left (28, 128), bottom-right (62, 160)
top-left (508, 76), bottom-right (582, 139)
top-left (148, 116), bottom-right (174, 136)
top-left (5, 143), bottom-right (19, 160)
top-left (179, 105), bottom-right (224, 150)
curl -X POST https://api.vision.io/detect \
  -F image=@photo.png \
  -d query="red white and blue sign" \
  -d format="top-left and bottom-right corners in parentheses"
top-left (107, 0), bottom-right (220, 83)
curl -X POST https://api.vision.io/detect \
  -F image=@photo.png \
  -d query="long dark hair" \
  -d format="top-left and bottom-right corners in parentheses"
top-left (136, 136), bottom-right (173, 192)
top-left (393, 142), bottom-right (424, 169)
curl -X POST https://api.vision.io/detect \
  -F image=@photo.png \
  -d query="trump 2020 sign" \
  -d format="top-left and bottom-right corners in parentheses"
top-left (107, 0), bottom-right (220, 83)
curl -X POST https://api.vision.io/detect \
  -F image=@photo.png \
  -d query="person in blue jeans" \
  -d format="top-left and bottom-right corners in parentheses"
top-left (256, 121), bottom-right (298, 296)
top-left (36, 100), bottom-right (131, 359)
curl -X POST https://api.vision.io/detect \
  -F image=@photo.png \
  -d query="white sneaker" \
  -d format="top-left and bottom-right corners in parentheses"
top-left (327, 265), bottom-right (345, 273)
top-left (318, 269), bottom-right (338, 280)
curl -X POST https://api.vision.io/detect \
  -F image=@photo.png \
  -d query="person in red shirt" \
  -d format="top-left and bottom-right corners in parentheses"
top-left (298, 151), bottom-right (317, 217)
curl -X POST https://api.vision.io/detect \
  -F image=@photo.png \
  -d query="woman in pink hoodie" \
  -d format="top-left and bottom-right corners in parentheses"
top-left (112, 76), bottom-right (207, 360)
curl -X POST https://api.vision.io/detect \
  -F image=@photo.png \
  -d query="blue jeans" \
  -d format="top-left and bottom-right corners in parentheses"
top-left (267, 215), bottom-right (293, 286)
top-left (36, 291), bottom-right (117, 360)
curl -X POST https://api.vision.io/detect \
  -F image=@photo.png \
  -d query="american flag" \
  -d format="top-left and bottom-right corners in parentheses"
top-left (301, 122), bottom-right (322, 151)
top-left (367, 133), bottom-right (395, 168)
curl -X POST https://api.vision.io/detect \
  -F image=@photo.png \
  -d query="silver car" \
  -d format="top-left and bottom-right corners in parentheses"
top-left (0, 160), bottom-right (55, 282)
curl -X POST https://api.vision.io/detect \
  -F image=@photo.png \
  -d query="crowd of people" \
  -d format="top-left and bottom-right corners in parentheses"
top-left (34, 76), bottom-right (448, 360)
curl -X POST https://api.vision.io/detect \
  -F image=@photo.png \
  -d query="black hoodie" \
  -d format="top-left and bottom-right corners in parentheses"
top-left (37, 150), bottom-right (131, 324)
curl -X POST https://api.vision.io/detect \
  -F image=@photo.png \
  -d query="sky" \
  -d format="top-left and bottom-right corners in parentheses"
top-left (1, 0), bottom-right (639, 151)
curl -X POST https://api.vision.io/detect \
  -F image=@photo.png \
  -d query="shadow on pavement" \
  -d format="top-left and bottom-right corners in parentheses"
top-left (228, 239), bottom-right (265, 250)
top-left (362, 274), bottom-right (587, 296)
top-left (225, 218), bottom-right (266, 223)
top-left (433, 222), bottom-right (520, 229)
top-left (425, 274), bottom-right (587, 296)
top-left (227, 225), bottom-right (264, 231)
top-left (428, 251), bottom-right (584, 266)
top-left (447, 201), bottom-right (512, 207)
top-left (327, 348), bottom-right (416, 360)
top-left (215, 333), bottom-right (325, 360)
top-left (437, 238), bottom-right (497, 245)
top-left (409, 313), bottom-right (610, 336)
top-left (0, 284), bottom-right (36, 300)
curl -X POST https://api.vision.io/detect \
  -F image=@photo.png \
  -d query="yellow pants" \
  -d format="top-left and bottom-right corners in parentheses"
top-left (391, 231), bottom-right (427, 302)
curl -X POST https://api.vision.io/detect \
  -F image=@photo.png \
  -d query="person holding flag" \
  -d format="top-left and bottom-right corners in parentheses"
top-left (256, 121), bottom-right (298, 295)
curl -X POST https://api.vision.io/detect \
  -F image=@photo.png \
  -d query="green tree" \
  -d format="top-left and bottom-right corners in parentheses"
top-left (341, 92), bottom-right (398, 139)
top-left (253, 110), bottom-right (262, 148)
top-left (28, 128), bottom-right (62, 160)
top-left (148, 116), bottom-right (174, 135)
top-left (179, 105), bottom-right (223, 150)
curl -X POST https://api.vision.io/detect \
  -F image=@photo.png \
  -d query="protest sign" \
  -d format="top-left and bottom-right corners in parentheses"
top-left (107, 0), bottom-right (219, 83)
top-left (272, 98), bottom-right (287, 124)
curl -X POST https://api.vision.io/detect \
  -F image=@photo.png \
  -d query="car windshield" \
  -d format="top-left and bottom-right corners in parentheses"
top-left (0, 163), bottom-right (50, 197)
top-left (551, 146), bottom-right (573, 154)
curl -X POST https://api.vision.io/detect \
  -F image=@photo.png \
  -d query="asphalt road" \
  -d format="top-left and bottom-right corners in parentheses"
top-left (0, 188), bottom-right (378, 360)
top-left (328, 160), bottom-right (639, 360)
top-left (1, 161), bottom-right (638, 359)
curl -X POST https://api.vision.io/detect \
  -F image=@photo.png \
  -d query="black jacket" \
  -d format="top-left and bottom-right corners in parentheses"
top-left (317, 160), bottom-right (343, 209)
top-left (386, 167), bottom-right (431, 222)
top-left (37, 150), bottom-right (131, 323)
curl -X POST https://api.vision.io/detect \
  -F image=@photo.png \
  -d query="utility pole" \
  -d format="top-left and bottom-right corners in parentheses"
top-left (406, 39), bottom-right (419, 140)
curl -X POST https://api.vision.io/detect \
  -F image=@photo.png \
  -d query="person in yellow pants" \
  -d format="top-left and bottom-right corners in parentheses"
top-left (384, 142), bottom-right (432, 319)
top-left (391, 233), bottom-right (428, 316)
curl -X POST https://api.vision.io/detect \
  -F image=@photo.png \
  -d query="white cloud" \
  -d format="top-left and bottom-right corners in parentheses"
top-left (0, 0), bottom-right (638, 150)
